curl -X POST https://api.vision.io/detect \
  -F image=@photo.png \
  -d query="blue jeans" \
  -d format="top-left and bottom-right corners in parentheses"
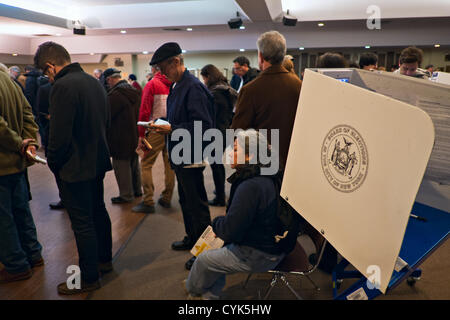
top-left (186, 243), bottom-right (284, 299)
top-left (0, 171), bottom-right (42, 273)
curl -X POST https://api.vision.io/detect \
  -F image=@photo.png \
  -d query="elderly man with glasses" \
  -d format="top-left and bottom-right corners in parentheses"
top-left (149, 42), bottom-right (215, 271)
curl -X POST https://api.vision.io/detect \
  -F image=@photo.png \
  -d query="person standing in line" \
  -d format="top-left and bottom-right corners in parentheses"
top-left (93, 69), bottom-right (103, 80)
top-left (394, 46), bottom-right (430, 79)
top-left (132, 65), bottom-right (175, 214)
top-left (231, 31), bottom-right (302, 170)
top-left (149, 42), bottom-right (214, 271)
top-left (8, 66), bottom-right (25, 93)
top-left (104, 68), bottom-right (142, 204)
top-left (128, 74), bottom-right (143, 96)
top-left (231, 56), bottom-right (260, 93)
top-left (34, 41), bottom-right (113, 294)
top-left (0, 68), bottom-right (43, 284)
top-left (35, 81), bottom-right (65, 210)
top-left (359, 52), bottom-right (378, 70)
top-left (200, 64), bottom-right (237, 207)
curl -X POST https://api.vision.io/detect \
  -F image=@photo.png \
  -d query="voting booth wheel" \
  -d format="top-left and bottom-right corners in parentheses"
top-left (407, 270), bottom-right (422, 286)
top-left (407, 276), bottom-right (421, 286)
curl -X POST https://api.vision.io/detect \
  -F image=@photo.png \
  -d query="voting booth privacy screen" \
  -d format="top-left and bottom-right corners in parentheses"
top-left (281, 69), bottom-right (438, 293)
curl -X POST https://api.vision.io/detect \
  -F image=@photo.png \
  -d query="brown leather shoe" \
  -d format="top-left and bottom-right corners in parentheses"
top-left (158, 198), bottom-right (171, 209)
top-left (57, 280), bottom-right (100, 295)
top-left (30, 257), bottom-right (44, 268)
top-left (0, 268), bottom-right (33, 283)
top-left (98, 261), bottom-right (113, 275)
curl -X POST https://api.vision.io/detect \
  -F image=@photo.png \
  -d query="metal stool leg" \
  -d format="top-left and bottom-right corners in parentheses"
top-left (305, 274), bottom-right (321, 291)
top-left (263, 274), bottom-right (279, 300)
top-left (243, 273), bottom-right (252, 288)
top-left (280, 275), bottom-right (303, 300)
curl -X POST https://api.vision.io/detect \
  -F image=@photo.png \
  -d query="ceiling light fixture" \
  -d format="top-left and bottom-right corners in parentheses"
top-left (283, 9), bottom-right (297, 27)
top-left (434, 44), bottom-right (441, 48)
top-left (89, 53), bottom-right (95, 55)
top-left (12, 53), bottom-right (18, 56)
top-left (142, 51), bottom-right (149, 54)
top-left (299, 47), bottom-right (305, 50)
top-left (228, 11), bottom-right (243, 29)
top-left (186, 28), bottom-right (193, 31)
top-left (318, 22), bottom-right (325, 27)
top-left (239, 26), bottom-right (246, 30)
top-left (55, 33), bottom-right (62, 36)
top-left (182, 50), bottom-right (187, 53)
top-left (365, 45), bottom-right (371, 49)
top-left (120, 30), bottom-right (127, 34)
top-left (240, 49), bottom-right (245, 52)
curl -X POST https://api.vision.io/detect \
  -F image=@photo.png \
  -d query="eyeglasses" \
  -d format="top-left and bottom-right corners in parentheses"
top-left (42, 62), bottom-right (55, 76)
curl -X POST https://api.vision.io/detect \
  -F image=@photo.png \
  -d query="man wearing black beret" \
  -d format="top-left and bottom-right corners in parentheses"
top-left (149, 42), bottom-right (215, 270)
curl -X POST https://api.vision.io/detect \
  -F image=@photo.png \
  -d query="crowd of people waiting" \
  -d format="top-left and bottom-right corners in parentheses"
top-left (0, 30), bottom-right (436, 298)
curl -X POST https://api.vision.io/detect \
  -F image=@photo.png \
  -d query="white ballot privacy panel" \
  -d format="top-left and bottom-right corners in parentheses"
top-left (281, 69), bottom-right (435, 293)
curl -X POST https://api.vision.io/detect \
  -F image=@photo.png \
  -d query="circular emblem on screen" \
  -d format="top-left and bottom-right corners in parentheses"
top-left (321, 125), bottom-right (368, 193)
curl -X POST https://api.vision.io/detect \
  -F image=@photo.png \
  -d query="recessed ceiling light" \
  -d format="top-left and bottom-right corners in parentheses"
top-left (318, 22), bottom-right (325, 27)
top-left (186, 28), bottom-right (193, 31)
top-left (434, 44), bottom-right (441, 48)
top-left (239, 26), bottom-right (245, 30)
top-left (55, 33), bottom-right (62, 36)
top-left (142, 51), bottom-right (149, 54)
top-left (12, 53), bottom-right (18, 56)
top-left (239, 49), bottom-right (245, 52)
top-left (299, 47), bottom-right (305, 50)
top-left (120, 30), bottom-right (127, 34)
top-left (182, 49), bottom-right (187, 53)
top-left (89, 53), bottom-right (95, 55)
top-left (365, 45), bottom-right (371, 49)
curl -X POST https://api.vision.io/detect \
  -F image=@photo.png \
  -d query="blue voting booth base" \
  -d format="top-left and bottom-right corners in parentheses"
top-left (332, 202), bottom-right (450, 300)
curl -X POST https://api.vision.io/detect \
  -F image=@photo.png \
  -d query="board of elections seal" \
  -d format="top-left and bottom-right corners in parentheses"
top-left (321, 125), bottom-right (368, 193)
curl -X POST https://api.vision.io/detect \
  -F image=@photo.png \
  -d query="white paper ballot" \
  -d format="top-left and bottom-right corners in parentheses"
top-left (190, 226), bottom-right (224, 257)
top-left (346, 287), bottom-right (369, 300)
top-left (137, 119), bottom-right (170, 128)
top-left (27, 150), bottom-right (47, 165)
top-left (137, 121), bottom-right (151, 128)
top-left (153, 119), bottom-right (170, 126)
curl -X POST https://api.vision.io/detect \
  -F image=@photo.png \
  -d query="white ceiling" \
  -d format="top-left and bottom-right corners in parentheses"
top-left (0, 0), bottom-right (449, 56)
top-left (0, 0), bottom-right (248, 27)
top-left (281, 0), bottom-right (450, 21)
top-left (0, 16), bottom-right (72, 37)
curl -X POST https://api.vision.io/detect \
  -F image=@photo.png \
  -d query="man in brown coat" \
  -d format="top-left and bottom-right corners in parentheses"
top-left (104, 68), bottom-right (142, 203)
top-left (231, 31), bottom-right (302, 170)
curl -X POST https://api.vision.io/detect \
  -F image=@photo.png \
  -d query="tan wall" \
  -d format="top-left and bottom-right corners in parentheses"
top-left (80, 63), bottom-right (108, 78)
top-left (101, 54), bottom-right (134, 80)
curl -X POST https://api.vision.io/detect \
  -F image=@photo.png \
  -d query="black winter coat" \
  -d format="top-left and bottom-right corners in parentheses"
top-left (48, 63), bottom-right (112, 182)
top-left (209, 83), bottom-right (237, 135)
top-left (25, 69), bottom-right (48, 117)
top-left (106, 80), bottom-right (141, 160)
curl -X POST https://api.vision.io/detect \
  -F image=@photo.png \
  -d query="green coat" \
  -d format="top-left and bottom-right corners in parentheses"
top-left (0, 70), bottom-right (39, 176)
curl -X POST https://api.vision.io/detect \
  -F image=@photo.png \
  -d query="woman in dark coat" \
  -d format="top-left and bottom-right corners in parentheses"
top-left (200, 64), bottom-right (238, 206)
